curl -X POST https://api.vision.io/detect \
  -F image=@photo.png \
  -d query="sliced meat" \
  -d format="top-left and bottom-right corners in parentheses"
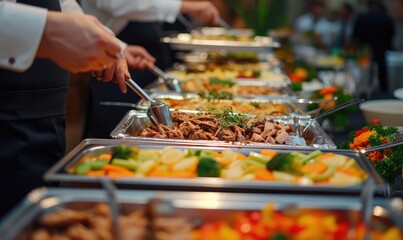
top-left (251, 133), bottom-right (265, 142)
top-left (275, 130), bottom-right (288, 144)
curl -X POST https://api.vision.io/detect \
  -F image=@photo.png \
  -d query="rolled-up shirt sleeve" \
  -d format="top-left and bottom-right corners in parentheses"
top-left (0, 2), bottom-right (47, 72)
top-left (86, 0), bottom-right (181, 23)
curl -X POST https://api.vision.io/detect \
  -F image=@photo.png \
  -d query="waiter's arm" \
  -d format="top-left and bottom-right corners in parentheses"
top-left (0, 2), bottom-right (47, 72)
top-left (0, 1), bottom-right (121, 73)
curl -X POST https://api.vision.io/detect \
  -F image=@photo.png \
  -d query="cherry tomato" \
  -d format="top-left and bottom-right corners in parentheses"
top-left (371, 119), bottom-right (381, 125)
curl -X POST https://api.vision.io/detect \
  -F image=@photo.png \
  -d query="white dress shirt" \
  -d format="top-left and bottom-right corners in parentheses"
top-left (0, 0), bottom-right (84, 72)
top-left (81, 0), bottom-right (182, 35)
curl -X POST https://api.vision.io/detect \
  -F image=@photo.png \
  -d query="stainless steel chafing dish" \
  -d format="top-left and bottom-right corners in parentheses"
top-left (44, 139), bottom-right (384, 194)
top-left (110, 110), bottom-right (336, 149)
top-left (0, 188), bottom-right (401, 240)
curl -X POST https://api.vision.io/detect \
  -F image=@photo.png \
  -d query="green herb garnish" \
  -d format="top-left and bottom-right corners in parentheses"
top-left (209, 77), bottom-right (236, 87)
top-left (250, 102), bottom-right (260, 109)
top-left (198, 90), bottom-right (234, 102)
top-left (210, 108), bottom-right (248, 128)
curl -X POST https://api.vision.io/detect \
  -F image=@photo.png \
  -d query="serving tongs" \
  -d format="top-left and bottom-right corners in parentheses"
top-left (126, 79), bottom-right (174, 128)
top-left (149, 66), bottom-right (182, 93)
top-left (285, 98), bottom-right (364, 146)
top-left (218, 18), bottom-right (237, 36)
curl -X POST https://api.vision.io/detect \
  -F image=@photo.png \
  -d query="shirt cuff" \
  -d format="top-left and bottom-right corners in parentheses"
top-left (0, 2), bottom-right (47, 72)
top-left (156, 0), bottom-right (181, 23)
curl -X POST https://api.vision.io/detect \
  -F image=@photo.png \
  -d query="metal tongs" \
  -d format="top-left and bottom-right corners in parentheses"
top-left (149, 66), bottom-right (182, 93)
top-left (218, 18), bottom-right (237, 36)
top-left (125, 79), bottom-right (173, 128)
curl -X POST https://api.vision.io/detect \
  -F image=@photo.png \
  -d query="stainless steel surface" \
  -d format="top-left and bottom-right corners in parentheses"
top-left (218, 18), bottom-right (236, 35)
top-left (110, 110), bottom-right (336, 149)
top-left (44, 139), bottom-right (386, 194)
top-left (161, 33), bottom-right (280, 52)
top-left (149, 66), bottom-right (182, 92)
top-left (285, 114), bottom-right (307, 146)
top-left (100, 101), bottom-right (137, 108)
top-left (126, 79), bottom-right (174, 128)
top-left (100, 178), bottom-right (121, 240)
top-left (1, 188), bottom-right (400, 240)
top-left (303, 98), bottom-right (365, 132)
top-left (361, 178), bottom-right (375, 240)
top-left (0, 188), bottom-right (403, 240)
top-left (360, 138), bottom-right (403, 154)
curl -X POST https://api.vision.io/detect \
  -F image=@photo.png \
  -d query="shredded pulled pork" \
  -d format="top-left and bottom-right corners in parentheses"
top-left (140, 111), bottom-right (294, 144)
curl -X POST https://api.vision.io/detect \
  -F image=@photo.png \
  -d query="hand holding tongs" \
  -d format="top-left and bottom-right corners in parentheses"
top-left (149, 66), bottom-right (182, 93)
top-left (125, 78), bottom-right (173, 128)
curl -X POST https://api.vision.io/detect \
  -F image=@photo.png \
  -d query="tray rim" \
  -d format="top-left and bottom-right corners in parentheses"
top-left (44, 139), bottom-right (385, 194)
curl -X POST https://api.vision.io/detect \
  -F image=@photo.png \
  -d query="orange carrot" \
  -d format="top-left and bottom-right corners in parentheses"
top-left (337, 168), bottom-right (362, 176)
top-left (103, 164), bottom-right (133, 174)
top-left (97, 153), bottom-right (112, 161)
top-left (301, 162), bottom-right (327, 174)
top-left (260, 149), bottom-right (276, 159)
top-left (81, 154), bottom-right (95, 162)
top-left (107, 171), bottom-right (133, 178)
top-left (213, 152), bottom-right (222, 158)
top-left (255, 168), bottom-right (274, 181)
top-left (316, 153), bottom-right (335, 161)
top-left (236, 152), bottom-right (248, 160)
top-left (218, 159), bottom-right (232, 167)
top-left (149, 171), bottom-right (194, 178)
top-left (86, 170), bottom-right (105, 177)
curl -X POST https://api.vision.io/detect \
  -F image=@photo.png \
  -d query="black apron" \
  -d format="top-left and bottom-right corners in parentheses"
top-left (85, 22), bottom-right (171, 138)
top-left (0, 0), bottom-right (69, 218)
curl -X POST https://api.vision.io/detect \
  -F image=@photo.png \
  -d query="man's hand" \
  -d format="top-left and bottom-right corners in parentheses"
top-left (36, 12), bottom-right (121, 73)
top-left (123, 46), bottom-right (155, 70)
top-left (181, 1), bottom-right (220, 25)
top-left (93, 57), bottom-right (130, 93)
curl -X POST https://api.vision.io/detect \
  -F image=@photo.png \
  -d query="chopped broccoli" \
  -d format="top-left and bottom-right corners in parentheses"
top-left (197, 158), bottom-right (221, 177)
top-left (112, 145), bottom-right (139, 160)
top-left (266, 153), bottom-right (303, 175)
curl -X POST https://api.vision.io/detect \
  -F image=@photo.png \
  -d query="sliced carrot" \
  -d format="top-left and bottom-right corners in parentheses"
top-left (218, 159), bottom-right (232, 167)
top-left (213, 152), bottom-right (223, 158)
top-left (255, 168), bottom-right (274, 181)
top-left (81, 154), bottom-right (95, 162)
top-left (337, 168), bottom-right (362, 176)
top-left (149, 171), bottom-right (194, 178)
top-left (97, 153), bottom-right (112, 161)
top-left (260, 149), bottom-right (276, 159)
top-left (107, 171), bottom-right (134, 178)
top-left (236, 152), bottom-right (248, 160)
top-left (188, 162), bottom-right (198, 172)
top-left (316, 153), bottom-right (335, 161)
top-left (86, 170), bottom-right (105, 177)
top-left (301, 162), bottom-right (327, 174)
top-left (103, 164), bottom-right (133, 174)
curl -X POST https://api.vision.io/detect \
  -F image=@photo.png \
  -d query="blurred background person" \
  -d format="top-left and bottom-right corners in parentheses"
top-left (353, 0), bottom-right (395, 92)
top-left (82, 0), bottom-right (220, 139)
top-left (333, 2), bottom-right (355, 48)
top-left (294, 0), bottom-right (335, 48)
top-left (389, 0), bottom-right (403, 51)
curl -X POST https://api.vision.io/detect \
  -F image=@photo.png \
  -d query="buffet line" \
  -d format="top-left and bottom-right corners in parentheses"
top-left (0, 27), bottom-right (401, 240)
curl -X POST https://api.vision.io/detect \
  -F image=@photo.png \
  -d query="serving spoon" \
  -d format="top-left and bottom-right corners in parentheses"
top-left (149, 66), bottom-right (182, 93)
top-left (125, 79), bottom-right (173, 128)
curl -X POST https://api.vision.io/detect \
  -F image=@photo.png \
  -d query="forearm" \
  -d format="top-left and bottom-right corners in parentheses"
top-left (0, 2), bottom-right (47, 72)
top-left (85, 0), bottom-right (181, 23)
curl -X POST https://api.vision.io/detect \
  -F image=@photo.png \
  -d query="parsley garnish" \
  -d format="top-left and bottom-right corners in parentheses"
top-left (208, 77), bottom-right (236, 87)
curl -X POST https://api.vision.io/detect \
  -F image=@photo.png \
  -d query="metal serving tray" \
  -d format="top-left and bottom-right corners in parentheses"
top-left (110, 110), bottom-right (337, 149)
top-left (135, 91), bottom-right (330, 115)
top-left (161, 32), bottom-right (280, 52)
top-left (1, 188), bottom-right (401, 240)
top-left (44, 139), bottom-right (384, 194)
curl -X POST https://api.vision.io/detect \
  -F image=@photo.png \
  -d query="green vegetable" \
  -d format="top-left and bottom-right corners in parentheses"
top-left (252, 70), bottom-right (261, 78)
top-left (199, 150), bottom-right (214, 159)
top-left (197, 158), bottom-right (222, 177)
top-left (111, 158), bottom-right (138, 171)
top-left (250, 102), bottom-right (260, 109)
top-left (75, 162), bottom-right (91, 174)
top-left (198, 90), bottom-right (234, 101)
top-left (208, 77), bottom-right (236, 87)
top-left (266, 153), bottom-right (303, 175)
top-left (301, 150), bottom-right (322, 164)
top-left (305, 165), bottom-right (337, 181)
top-left (112, 145), bottom-right (139, 160)
top-left (211, 108), bottom-right (248, 128)
top-left (244, 160), bottom-right (266, 169)
top-left (271, 232), bottom-right (290, 240)
top-left (249, 152), bottom-right (270, 164)
top-left (89, 160), bottom-right (109, 170)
